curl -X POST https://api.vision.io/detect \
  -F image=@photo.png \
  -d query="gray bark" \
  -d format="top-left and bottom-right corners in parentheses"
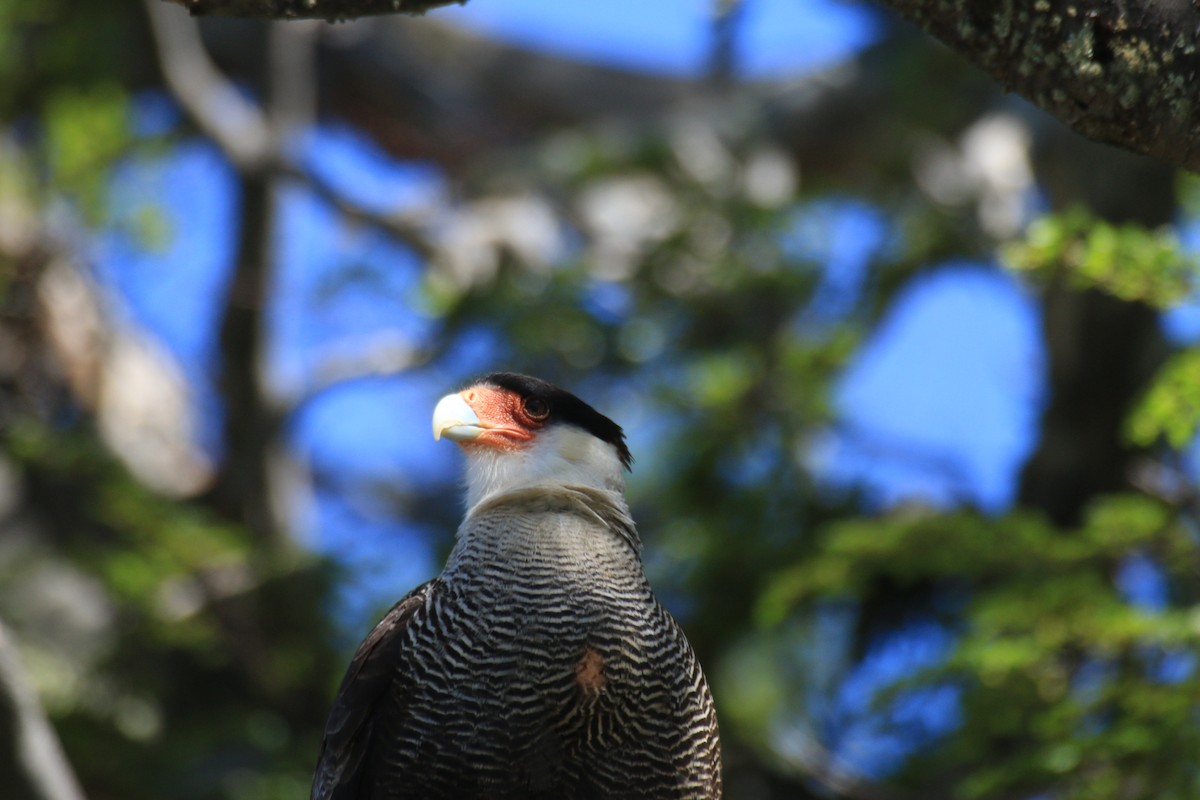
top-left (876, 0), bottom-right (1200, 170)
top-left (163, 0), bottom-right (455, 19)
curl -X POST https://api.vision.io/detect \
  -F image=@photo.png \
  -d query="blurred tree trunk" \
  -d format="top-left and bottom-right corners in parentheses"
top-left (1017, 139), bottom-right (1175, 524)
top-left (147, 5), bottom-right (322, 546)
top-left (209, 171), bottom-right (284, 543)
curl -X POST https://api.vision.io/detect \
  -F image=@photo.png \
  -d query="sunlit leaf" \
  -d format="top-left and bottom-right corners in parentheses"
top-left (1004, 208), bottom-right (1193, 308)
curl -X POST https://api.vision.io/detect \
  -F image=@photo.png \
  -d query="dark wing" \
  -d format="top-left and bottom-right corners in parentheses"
top-left (310, 579), bottom-right (438, 800)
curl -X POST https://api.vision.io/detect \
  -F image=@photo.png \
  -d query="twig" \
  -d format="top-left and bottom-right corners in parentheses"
top-left (144, 0), bottom-right (437, 257)
top-left (277, 162), bottom-right (437, 259)
top-left (162, 0), bottom-right (463, 22)
top-left (0, 619), bottom-right (86, 800)
top-left (767, 727), bottom-right (922, 800)
top-left (144, 0), bottom-right (273, 170)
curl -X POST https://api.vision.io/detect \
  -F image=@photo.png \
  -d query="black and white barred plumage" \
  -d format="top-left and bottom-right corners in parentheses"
top-left (311, 374), bottom-right (721, 799)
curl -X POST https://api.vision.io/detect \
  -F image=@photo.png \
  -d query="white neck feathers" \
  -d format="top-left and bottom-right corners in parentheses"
top-left (460, 424), bottom-right (627, 516)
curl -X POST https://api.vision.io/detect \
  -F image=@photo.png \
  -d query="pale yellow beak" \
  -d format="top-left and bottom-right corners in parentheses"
top-left (432, 392), bottom-right (485, 442)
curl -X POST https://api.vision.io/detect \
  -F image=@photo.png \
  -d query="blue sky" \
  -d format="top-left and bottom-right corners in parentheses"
top-left (440, 0), bottom-right (879, 79)
top-left (823, 265), bottom-right (1045, 512)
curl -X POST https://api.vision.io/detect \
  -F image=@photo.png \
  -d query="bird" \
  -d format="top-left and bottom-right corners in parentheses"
top-left (311, 372), bottom-right (721, 800)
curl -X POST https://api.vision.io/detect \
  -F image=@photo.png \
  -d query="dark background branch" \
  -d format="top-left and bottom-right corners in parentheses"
top-left (876, 0), bottom-right (1200, 171)
top-left (166, 0), bottom-right (457, 20)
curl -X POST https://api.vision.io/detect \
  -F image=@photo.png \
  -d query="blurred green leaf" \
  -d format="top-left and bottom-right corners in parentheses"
top-left (1127, 348), bottom-right (1200, 448)
top-left (1004, 208), bottom-right (1193, 307)
top-left (44, 82), bottom-right (131, 220)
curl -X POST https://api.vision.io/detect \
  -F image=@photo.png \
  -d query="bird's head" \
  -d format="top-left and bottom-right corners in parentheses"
top-left (433, 372), bottom-right (632, 510)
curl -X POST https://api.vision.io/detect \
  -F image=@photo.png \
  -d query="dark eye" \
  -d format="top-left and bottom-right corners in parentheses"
top-left (523, 397), bottom-right (550, 420)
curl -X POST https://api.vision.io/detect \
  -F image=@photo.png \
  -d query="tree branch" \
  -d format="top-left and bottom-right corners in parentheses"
top-left (144, 0), bottom-right (436, 255)
top-left (162, 0), bottom-right (461, 22)
top-left (876, 0), bottom-right (1200, 171)
top-left (766, 731), bottom-right (925, 800)
top-left (145, 0), bottom-right (274, 170)
top-left (0, 620), bottom-right (86, 800)
top-left (277, 161), bottom-right (436, 260)
top-left (287, 337), bottom-right (432, 418)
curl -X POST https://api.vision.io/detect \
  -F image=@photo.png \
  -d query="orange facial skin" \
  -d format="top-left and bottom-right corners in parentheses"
top-left (457, 385), bottom-right (549, 452)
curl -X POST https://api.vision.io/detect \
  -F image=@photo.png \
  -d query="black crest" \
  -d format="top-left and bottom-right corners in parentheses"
top-left (479, 372), bottom-right (633, 470)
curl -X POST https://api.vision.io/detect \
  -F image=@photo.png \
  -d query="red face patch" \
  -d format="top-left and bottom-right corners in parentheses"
top-left (459, 385), bottom-right (547, 452)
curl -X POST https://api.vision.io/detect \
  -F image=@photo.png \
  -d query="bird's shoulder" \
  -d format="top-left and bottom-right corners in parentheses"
top-left (310, 578), bottom-right (440, 800)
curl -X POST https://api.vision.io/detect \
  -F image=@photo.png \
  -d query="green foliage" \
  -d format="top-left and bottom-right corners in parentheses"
top-left (1176, 172), bottom-right (1200, 220)
top-left (0, 0), bottom-right (65, 109)
top-left (759, 494), bottom-right (1200, 799)
top-left (4, 421), bottom-right (344, 800)
top-left (0, 0), bottom-right (141, 226)
top-left (0, 0), bottom-right (133, 115)
top-left (1126, 347), bottom-right (1200, 448)
top-left (44, 82), bottom-right (133, 220)
top-left (1004, 208), bottom-right (1193, 307)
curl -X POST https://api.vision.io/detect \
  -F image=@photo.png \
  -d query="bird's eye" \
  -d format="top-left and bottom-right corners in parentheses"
top-left (523, 397), bottom-right (550, 420)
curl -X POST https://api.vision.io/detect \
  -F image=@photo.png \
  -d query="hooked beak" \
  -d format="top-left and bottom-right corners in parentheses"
top-left (432, 392), bottom-right (485, 442)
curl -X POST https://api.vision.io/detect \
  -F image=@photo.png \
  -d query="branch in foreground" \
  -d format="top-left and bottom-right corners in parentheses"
top-left (0, 621), bottom-right (86, 800)
top-left (877, 0), bottom-right (1200, 172)
top-left (163, 0), bottom-right (461, 21)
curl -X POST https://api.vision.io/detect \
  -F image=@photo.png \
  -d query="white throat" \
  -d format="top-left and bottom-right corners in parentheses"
top-left (460, 425), bottom-right (627, 516)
